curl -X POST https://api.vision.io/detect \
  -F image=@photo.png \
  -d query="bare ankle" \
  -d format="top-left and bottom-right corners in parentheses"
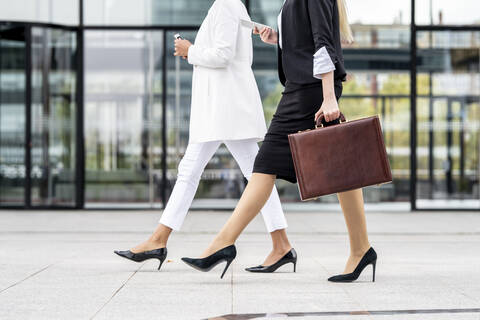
top-left (148, 238), bottom-right (167, 247)
top-left (209, 236), bottom-right (234, 251)
top-left (272, 244), bottom-right (291, 254)
top-left (148, 225), bottom-right (172, 246)
top-left (350, 245), bottom-right (371, 258)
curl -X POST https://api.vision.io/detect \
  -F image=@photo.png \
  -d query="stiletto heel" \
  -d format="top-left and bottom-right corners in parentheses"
top-left (328, 247), bottom-right (377, 283)
top-left (182, 245), bottom-right (237, 279)
top-left (158, 257), bottom-right (166, 270)
top-left (245, 248), bottom-right (298, 273)
top-left (372, 260), bottom-right (376, 282)
top-left (114, 247), bottom-right (168, 270)
top-left (220, 258), bottom-right (234, 279)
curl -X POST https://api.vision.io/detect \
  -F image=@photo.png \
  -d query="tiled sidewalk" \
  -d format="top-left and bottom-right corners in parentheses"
top-left (0, 210), bottom-right (479, 319)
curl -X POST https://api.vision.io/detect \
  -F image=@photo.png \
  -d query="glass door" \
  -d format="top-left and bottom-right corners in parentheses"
top-left (84, 30), bottom-right (164, 208)
top-left (416, 30), bottom-right (480, 209)
top-left (30, 27), bottom-right (78, 207)
top-left (0, 25), bottom-right (26, 207)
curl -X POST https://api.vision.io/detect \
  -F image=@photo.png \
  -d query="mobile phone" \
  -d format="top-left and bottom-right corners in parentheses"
top-left (240, 19), bottom-right (271, 31)
top-left (174, 33), bottom-right (184, 40)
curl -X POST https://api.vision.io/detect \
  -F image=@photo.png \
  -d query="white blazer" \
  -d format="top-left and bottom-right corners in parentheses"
top-left (187, 0), bottom-right (267, 144)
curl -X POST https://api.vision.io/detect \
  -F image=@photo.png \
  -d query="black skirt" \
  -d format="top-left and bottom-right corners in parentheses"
top-left (253, 81), bottom-right (343, 183)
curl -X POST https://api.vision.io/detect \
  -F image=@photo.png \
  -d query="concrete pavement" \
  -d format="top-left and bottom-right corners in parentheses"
top-left (0, 210), bottom-right (479, 319)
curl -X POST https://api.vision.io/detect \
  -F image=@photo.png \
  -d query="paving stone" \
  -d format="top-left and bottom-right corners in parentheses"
top-left (0, 210), bottom-right (479, 320)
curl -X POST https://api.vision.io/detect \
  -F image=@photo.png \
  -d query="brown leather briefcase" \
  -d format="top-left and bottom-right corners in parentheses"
top-left (288, 113), bottom-right (392, 201)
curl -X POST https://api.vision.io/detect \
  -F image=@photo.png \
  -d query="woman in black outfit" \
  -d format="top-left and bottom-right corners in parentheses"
top-left (182, 0), bottom-right (377, 282)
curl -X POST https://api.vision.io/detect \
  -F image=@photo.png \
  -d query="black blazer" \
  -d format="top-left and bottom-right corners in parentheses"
top-left (278, 0), bottom-right (346, 86)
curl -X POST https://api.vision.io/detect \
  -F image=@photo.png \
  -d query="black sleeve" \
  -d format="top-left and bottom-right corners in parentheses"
top-left (307, 0), bottom-right (338, 63)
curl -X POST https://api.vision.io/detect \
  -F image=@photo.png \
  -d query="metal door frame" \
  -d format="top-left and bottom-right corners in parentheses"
top-left (0, 21), bottom-right (80, 209)
top-left (410, 0), bottom-right (480, 210)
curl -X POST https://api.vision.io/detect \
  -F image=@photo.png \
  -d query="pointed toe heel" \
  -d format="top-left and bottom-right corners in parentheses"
top-left (328, 247), bottom-right (377, 283)
top-left (182, 245), bottom-right (237, 279)
top-left (114, 248), bottom-right (168, 270)
top-left (245, 248), bottom-right (297, 273)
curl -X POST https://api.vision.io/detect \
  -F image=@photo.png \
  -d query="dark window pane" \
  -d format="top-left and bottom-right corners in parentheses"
top-left (0, 26), bottom-right (26, 206)
top-left (30, 27), bottom-right (78, 206)
top-left (416, 31), bottom-right (480, 209)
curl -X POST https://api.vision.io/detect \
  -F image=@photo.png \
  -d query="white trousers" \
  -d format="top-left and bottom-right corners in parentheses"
top-left (159, 139), bottom-right (288, 232)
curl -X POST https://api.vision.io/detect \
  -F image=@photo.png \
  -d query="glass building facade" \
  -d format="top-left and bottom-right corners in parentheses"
top-left (0, 0), bottom-right (479, 210)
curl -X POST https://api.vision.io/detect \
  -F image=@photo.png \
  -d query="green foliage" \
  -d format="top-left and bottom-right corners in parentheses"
top-left (262, 83), bottom-right (283, 123)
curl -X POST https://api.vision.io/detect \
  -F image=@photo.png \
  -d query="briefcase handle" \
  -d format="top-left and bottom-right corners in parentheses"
top-left (316, 112), bottom-right (347, 128)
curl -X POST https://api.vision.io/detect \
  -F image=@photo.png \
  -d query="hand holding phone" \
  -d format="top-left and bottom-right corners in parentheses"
top-left (173, 33), bottom-right (189, 59)
top-left (255, 27), bottom-right (278, 45)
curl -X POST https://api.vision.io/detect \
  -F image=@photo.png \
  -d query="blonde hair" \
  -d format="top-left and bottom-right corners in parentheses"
top-left (337, 0), bottom-right (354, 43)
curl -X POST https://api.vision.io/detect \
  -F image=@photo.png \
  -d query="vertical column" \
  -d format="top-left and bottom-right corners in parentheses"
top-left (25, 26), bottom-right (32, 208)
top-left (428, 0), bottom-right (434, 200)
top-left (459, 101), bottom-right (465, 194)
top-left (446, 99), bottom-right (453, 195)
top-left (76, 0), bottom-right (85, 208)
top-left (0, 30), bottom-right (3, 204)
top-left (409, 0), bottom-right (417, 210)
top-left (161, 31), bottom-right (167, 208)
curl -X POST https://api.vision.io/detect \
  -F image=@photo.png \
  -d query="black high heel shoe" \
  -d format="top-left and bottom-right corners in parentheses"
top-left (328, 247), bottom-right (377, 283)
top-left (181, 245), bottom-right (236, 279)
top-left (245, 248), bottom-right (297, 273)
top-left (114, 248), bottom-right (167, 270)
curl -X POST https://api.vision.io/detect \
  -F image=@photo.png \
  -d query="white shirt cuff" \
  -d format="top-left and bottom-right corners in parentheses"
top-left (313, 46), bottom-right (336, 79)
top-left (187, 44), bottom-right (197, 65)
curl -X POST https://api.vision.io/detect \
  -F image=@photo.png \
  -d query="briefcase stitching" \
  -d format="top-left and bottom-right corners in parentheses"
top-left (295, 139), bottom-right (309, 200)
top-left (373, 116), bottom-right (392, 183)
top-left (288, 136), bottom-right (306, 200)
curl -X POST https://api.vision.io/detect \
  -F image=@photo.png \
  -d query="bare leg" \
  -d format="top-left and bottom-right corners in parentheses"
top-left (225, 139), bottom-right (291, 266)
top-left (262, 229), bottom-right (292, 265)
top-left (200, 173), bottom-right (276, 257)
top-left (131, 187), bottom-right (290, 262)
top-left (131, 224), bottom-right (172, 253)
top-left (336, 188), bottom-right (371, 274)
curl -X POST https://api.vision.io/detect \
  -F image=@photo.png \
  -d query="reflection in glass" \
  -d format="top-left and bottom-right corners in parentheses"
top-left (251, 0), bottom-right (412, 27)
top-left (416, 0), bottom-right (480, 25)
top-left (85, 0), bottom-right (214, 26)
top-left (30, 27), bottom-right (77, 206)
top-left (0, 0), bottom-right (79, 25)
top-left (0, 26), bottom-right (26, 206)
top-left (84, 31), bottom-right (163, 207)
top-left (342, 73), bottom-right (411, 203)
top-left (250, 0), bottom-right (284, 28)
top-left (416, 31), bottom-right (480, 209)
top-left (349, 0), bottom-right (411, 25)
top-left (251, 0), bottom-right (412, 49)
top-left (348, 25), bottom-right (410, 49)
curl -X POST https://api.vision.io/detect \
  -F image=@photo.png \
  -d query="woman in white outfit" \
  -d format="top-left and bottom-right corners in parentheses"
top-left (115, 0), bottom-right (296, 272)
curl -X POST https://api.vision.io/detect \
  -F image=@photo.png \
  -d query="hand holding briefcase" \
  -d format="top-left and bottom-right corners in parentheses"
top-left (288, 113), bottom-right (392, 201)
